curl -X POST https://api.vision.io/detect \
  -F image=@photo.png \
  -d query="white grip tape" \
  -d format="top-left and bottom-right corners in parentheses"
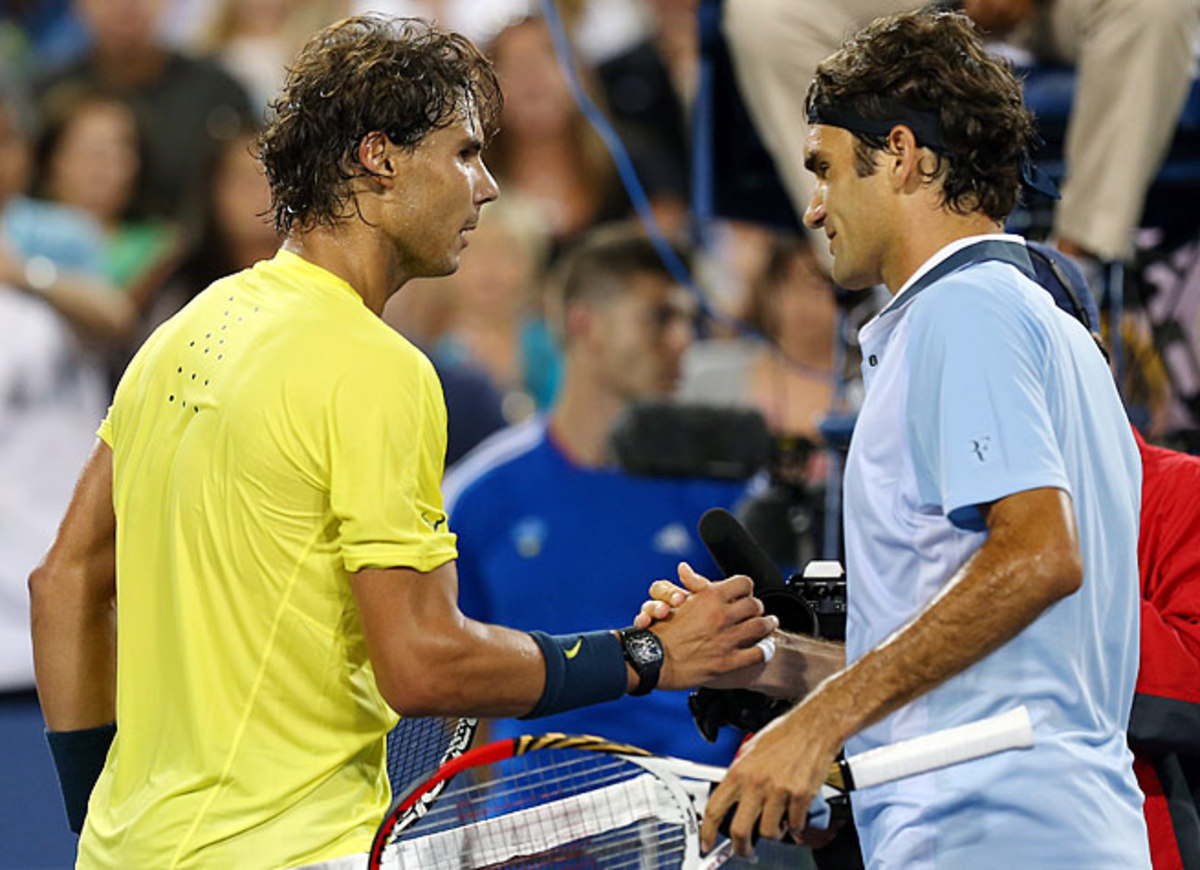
top-left (846, 705), bottom-right (1034, 791)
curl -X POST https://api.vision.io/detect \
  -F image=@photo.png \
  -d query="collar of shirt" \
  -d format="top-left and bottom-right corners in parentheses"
top-left (857, 233), bottom-right (1032, 386)
top-left (860, 232), bottom-right (1028, 341)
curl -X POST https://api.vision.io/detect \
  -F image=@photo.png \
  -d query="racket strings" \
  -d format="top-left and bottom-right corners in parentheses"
top-left (402, 754), bottom-right (645, 826)
top-left (386, 710), bottom-right (475, 792)
top-left (382, 749), bottom-right (694, 869)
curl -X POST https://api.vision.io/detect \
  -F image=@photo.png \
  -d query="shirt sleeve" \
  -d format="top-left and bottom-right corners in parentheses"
top-left (96, 411), bottom-right (114, 447)
top-left (328, 345), bottom-right (458, 573)
top-left (905, 277), bottom-right (1071, 531)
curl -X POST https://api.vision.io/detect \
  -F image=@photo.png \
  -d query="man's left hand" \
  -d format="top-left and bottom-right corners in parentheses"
top-left (700, 696), bottom-right (845, 857)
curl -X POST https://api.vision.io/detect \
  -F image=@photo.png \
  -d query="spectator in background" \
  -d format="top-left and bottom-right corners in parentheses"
top-left (35, 0), bottom-right (252, 227)
top-left (681, 234), bottom-right (839, 450)
top-left (382, 274), bottom-right (510, 467)
top-left (147, 123), bottom-right (279, 331)
top-left (965, 0), bottom-right (1199, 267)
top-left (721, 0), bottom-right (1200, 270)
top-left (32, 86), bottom-right (181, 317)
top-left (485, 15), bottom-right (629, 254)
top-left (197, 0), bottom-right (345, 113)
top-left (0, 84), bottom-right (124, 691)
top-left (679, 233), bottom-right (853, 574)
top-left (597, 0), bottom-right (697, 224)
top-left (433, 195), bottom-right (561, 421)
top-left (1131, 427), bottom-right (1200, 870)
top-left (444, 223), bottom-right (760, 771)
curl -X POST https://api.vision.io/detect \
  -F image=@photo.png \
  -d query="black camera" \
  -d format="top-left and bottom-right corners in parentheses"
top-left (788, 560), bottom-right (847, 642)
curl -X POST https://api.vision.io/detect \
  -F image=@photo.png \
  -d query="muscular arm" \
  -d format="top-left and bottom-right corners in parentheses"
top-left (29, 441), bottom-right (118, 730)
top-left (810, 486), bottom-right (1080, 731)
top-left (703, 486), bottom-right (1083, 854)
top-left (352, 560), bottom-right (777, 719)
top-left (352, 561), bottom-right (547, 718)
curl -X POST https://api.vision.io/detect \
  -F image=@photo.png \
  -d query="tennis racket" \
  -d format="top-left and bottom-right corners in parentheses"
top-left (368, 705), bottom-right (1034, 869)
top-left (384, 715), bottom-right (478, 801)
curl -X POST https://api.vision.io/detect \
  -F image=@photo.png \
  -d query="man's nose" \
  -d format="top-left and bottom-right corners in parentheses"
top-left (476, 160), bottom-right (500, 205)
top-left (804, 191), bottom-right (825, 230)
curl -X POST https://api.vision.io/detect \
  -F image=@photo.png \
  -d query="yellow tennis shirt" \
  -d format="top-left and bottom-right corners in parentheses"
top-left (79, 250), bottom-right (458, 869)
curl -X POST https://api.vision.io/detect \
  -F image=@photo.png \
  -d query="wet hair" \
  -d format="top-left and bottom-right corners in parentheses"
top-left (805, 9), bottom-right (1036, 221)
top-left (255, 15), bottom-right (502, 235)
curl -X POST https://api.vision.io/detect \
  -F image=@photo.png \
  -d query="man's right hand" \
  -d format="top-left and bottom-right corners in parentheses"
top-left (650, 562), bottom-right (778, 691)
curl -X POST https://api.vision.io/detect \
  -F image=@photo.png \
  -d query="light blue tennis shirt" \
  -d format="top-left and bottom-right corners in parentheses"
top-left (842, 235), bottom-right (1149, 869)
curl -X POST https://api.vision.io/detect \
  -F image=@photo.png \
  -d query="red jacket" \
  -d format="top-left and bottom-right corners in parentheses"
top-left (1131, 430), bottom-right (1200, 870)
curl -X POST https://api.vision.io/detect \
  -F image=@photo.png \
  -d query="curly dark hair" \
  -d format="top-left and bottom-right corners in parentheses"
top-left (256, 15), bottom-right (502, 235)
top-left (805, 10), bottom-right (1036, 221)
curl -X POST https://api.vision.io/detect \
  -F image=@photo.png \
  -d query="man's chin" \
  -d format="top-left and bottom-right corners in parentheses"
top-left (830, 266), bottom-right (876, 292)
top-left (422, 255), bottom-right (460, 279)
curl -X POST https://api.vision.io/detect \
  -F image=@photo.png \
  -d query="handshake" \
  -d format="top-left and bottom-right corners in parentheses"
top-left (635, 508), bottom-right (847, 741)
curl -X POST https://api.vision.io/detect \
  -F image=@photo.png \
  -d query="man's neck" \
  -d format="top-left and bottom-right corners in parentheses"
top-left (882, 211), bottom-right (1005, 294)
top-left (548, 372), bottom-right (627, 469)
top-left (283, 225), bottom-right (409, 316)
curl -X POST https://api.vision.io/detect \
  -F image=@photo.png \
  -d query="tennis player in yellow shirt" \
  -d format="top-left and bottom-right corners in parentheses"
top-left (28, 16), bottom-right (777, 869)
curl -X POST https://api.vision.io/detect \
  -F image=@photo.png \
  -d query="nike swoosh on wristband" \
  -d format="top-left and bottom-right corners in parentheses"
top-left (564, 638), bottom-right (583, 659)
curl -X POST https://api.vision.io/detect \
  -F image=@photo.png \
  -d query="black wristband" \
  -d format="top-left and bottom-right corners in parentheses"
top-left (46, 722), bottom-right (116, 833)
top-left (522, 631), bottom-right (627, 719)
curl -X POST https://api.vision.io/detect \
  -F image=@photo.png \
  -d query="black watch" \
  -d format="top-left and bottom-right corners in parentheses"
top-left (619, 627), bottom-right (663, 696)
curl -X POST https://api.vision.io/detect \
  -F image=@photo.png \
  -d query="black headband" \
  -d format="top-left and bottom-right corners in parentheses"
top-left (806, 97), bottom-right (1060, 200)
top-left (808, 98), bottom-right (947, 151)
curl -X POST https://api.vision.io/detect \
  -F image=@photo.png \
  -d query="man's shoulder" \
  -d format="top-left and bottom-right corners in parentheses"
top-left (909, 261), bottom-right (1051, 344)
top-left (443, 419), bottom-right (549, 512)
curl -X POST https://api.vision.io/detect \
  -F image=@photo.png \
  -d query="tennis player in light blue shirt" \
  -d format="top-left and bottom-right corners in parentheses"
top-left (684, 12), bottom-right (1151, 868)
top-left (843, 235), bottom-right (1146, 868)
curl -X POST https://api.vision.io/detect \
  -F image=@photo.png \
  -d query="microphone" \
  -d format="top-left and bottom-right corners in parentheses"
top-left (698, 507), bottom-right (786, 592)
top-left (690, 508), bottom-right (818, 743)
top-left (698, 507), bottom-right (818, 635)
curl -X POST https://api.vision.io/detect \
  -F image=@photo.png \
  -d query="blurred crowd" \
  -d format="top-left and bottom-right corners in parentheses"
top-left (0, 0), bottom-right (1196, 696)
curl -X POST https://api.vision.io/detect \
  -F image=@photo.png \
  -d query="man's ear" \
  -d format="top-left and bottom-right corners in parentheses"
top-left (886, 124), bottom-right (924, 192)
top-left (562, 301), bottom-right (593, 348)
top-left (357, 131), bottom-right (397, 183)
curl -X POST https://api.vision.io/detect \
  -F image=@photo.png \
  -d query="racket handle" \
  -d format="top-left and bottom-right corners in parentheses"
top-left (826, 705), bottom-right (1034, 791)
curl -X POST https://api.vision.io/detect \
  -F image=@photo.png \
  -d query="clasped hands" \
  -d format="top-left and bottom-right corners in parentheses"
top-left (635, 563), bottom-right (845, 857)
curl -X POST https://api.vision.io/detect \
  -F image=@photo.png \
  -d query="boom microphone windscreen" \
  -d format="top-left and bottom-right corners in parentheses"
top-left (699, 507), bottom-right (818, 636)
top-left (698, 507), bottom-right (786, 592)
top-left (609, 402), bottom-right (771, 480)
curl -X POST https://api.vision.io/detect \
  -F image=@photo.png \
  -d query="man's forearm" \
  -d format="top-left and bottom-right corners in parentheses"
top-left (740, 631), bottom-right (846, 699)
top-left (31, 568), bottom-right (117, 730)
top-left (798, 488), bottom-right (1082, 742)
top-left (29, 442), bottom-right (119, 730)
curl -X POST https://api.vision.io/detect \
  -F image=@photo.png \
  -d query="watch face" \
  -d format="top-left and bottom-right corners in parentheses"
top-left (625, 630), bottom-right (662, 666)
